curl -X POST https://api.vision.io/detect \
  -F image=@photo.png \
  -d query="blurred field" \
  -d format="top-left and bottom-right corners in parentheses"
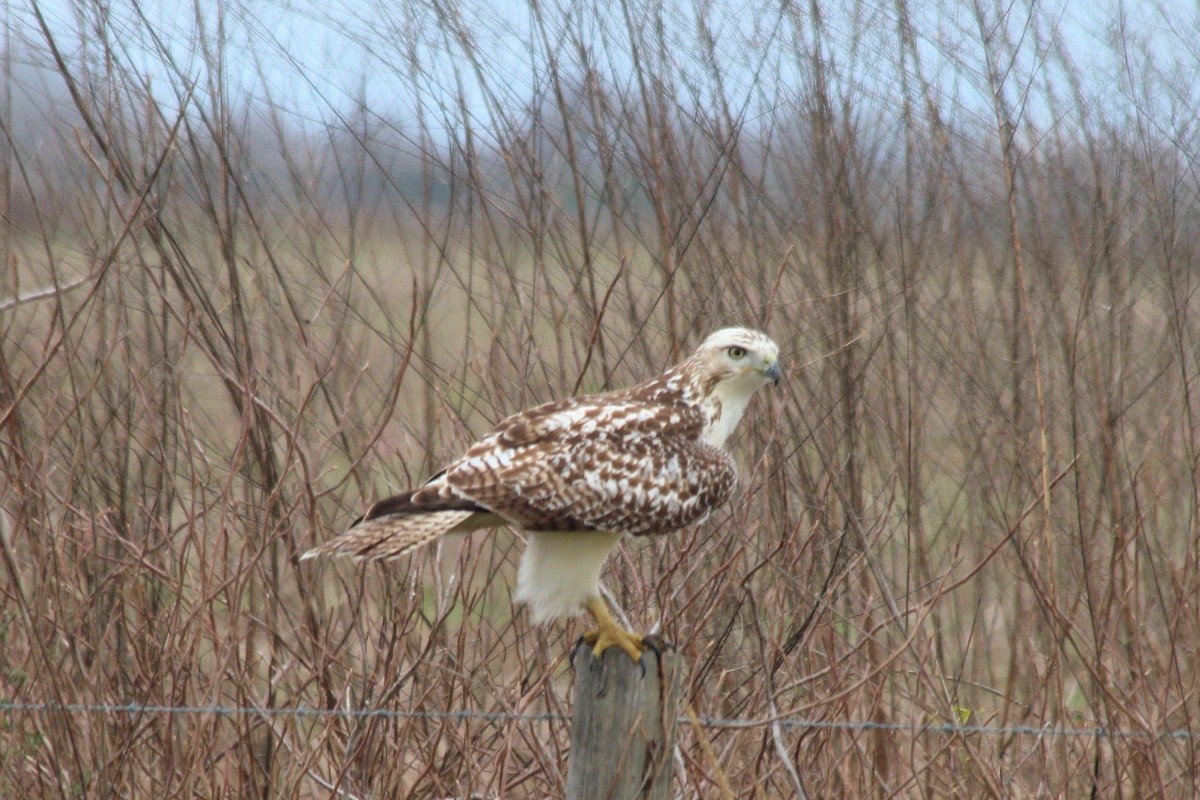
top-left (2, 0), bottom-right (1200, 797)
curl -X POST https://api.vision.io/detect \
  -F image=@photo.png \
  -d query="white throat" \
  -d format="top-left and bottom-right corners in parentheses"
top-left (702, 380), bottom-right (755, 448)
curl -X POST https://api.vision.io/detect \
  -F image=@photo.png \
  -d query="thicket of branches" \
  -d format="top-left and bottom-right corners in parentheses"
top-left (2, 0), bottom-right (1199, 796)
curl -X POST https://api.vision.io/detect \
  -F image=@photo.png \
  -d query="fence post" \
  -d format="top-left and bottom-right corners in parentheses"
top-left (565, 645), bottom-right (684, 800)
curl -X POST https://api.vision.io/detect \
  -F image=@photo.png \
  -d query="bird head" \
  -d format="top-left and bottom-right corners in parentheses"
top-left (687, 327), bottom-right (780, 447)
top-left (696, 327), bottom-right (781, 388)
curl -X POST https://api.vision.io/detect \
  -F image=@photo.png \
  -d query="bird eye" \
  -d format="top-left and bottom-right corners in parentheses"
top-left (727, 345), bottom-right (747, 359)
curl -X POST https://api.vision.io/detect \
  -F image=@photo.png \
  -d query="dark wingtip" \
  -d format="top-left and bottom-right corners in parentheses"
top-left (361, 493), bottom-right (417, 522)
top-left (353, 490), bottom-right (490, 527)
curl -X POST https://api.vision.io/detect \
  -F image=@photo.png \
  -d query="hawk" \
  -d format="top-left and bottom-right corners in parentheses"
top-left (303, 327), bottom-right (780, 661)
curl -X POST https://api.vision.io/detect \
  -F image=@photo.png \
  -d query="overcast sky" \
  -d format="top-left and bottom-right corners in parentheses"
top-left (16, 0), bottom-right (1200, 141)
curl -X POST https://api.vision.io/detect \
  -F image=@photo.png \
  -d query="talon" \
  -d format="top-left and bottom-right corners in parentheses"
top-left (640, 634), bottom-right (673, 656)
top-left (571, 635), bottom-right (588, 661)
top-left (582, 626), bottom-right (646, 663)
top-left (582, 596), bottom-right (646, 663)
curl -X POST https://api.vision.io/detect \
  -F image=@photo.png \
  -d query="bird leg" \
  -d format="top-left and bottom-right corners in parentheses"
top-left (581, 596), bottom-right (646, 662)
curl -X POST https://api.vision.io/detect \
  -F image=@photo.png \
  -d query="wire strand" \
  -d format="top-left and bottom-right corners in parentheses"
top-left (0, 702), bottom-right (1192, 740)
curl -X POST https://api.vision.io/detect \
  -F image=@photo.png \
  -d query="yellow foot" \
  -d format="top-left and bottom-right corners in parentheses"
top-left (581, 595), bottom-right (647, 662)
top-left (581, 625), bottom-right (646, 663)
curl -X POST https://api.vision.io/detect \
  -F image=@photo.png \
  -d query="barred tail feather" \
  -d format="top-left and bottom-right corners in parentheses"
top-left (301, 509), bottom-right (476, 562)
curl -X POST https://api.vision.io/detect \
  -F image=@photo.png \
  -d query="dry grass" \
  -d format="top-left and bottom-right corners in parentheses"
top-left (2, 0), bottom-right (1199, 797)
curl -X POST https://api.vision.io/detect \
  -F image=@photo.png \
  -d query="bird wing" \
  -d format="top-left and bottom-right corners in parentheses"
top-left (444, 394), bottom-right (737, 536)
top-left (303, 389), bottom-right (735, 562)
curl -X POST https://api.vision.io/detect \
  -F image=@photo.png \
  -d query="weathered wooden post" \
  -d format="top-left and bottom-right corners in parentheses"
top-left (566, 646), bottom-right (684, 800)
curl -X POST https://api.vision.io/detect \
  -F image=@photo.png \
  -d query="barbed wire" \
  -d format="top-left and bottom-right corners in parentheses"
top-left (0, 702), bottom-right (1192, 741)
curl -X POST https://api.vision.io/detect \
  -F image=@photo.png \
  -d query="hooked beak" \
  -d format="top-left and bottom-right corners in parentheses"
top-left (764, 360), bottom-right (782, 386)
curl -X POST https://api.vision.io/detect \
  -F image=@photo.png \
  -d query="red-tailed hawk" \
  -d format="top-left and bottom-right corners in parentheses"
top-left (303, 328), bottom-right (781, 660)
